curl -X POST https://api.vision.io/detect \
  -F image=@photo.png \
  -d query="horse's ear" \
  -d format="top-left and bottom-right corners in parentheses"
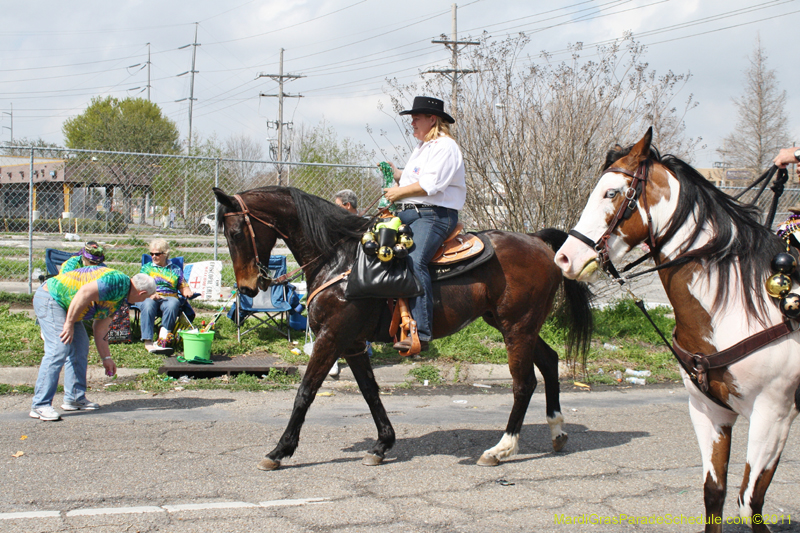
top-left (213, 187), bottom-right (236, 210)
top-left (628, 127), bottom-right (653, 162)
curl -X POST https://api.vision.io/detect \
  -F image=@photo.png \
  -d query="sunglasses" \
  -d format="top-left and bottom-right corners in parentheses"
top-left (151, 252), bottom-right (166, 257)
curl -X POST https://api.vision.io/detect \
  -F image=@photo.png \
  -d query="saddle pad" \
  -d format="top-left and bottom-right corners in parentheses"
top-left (430, 233), bottom-right (484, 265)
top-left (430, 232), bottom-right (495, 282)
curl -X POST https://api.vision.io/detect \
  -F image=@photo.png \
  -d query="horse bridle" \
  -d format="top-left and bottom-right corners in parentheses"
top-left (568, 161), bottom-right (657, 283)
top-left (224, 194), bottom-right (289, 289)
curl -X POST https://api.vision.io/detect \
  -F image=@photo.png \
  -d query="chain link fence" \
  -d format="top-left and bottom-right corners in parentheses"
top-left (0, 147), bottom-right (385, 291)
top-left (2, 146), bottom-right (798, 294)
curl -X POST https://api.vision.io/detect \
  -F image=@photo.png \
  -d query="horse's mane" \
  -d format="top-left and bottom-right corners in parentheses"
top-left (287, 187), bottom-right (372, 270)
top-left (605, 145), bottom-right (784, 321)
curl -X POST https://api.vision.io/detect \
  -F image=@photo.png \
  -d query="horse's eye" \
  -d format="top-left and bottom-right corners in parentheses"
top-left (231, 231), bottom-right (245, 242)
top-left (604, 189), bottom-right (618, 199)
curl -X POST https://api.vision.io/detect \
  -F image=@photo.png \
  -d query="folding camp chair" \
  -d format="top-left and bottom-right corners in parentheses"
top-left (131, 254), bottom-right (196, 332)
top-left (44, 249), bottom-right (77, 278)
top-left (227, 255), bottom-right (296, 342)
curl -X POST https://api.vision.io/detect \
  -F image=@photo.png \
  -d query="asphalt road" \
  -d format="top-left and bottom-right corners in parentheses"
top-left (1, 386), bottom-right (798, 532)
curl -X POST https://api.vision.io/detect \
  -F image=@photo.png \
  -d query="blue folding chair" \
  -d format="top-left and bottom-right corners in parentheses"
top-left (44, 249), bottom-right (78, 277)
top-left (227, 255), bottom-right (298, 342)
top-left (131, 254), bottom-right (196, 330)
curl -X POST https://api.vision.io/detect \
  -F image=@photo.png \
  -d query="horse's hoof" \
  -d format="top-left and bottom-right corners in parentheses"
top-left (477, 453), bottom-right (500, 467)
top-left (552, 434), bottom-right (568, 452)
top-left (362, 453), bottom-right (384, 466)
top-left (257, 458), bottom-right (281, 471)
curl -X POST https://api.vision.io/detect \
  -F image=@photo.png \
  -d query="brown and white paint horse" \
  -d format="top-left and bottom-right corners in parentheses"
top-left (555, 129), bottom-right (800, 532)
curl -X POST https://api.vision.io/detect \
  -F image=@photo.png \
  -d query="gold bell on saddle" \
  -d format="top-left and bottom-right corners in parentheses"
top-left (399, 234), bottom-right (414, 248)
top-left (361, 232), bottom-right (376, 245)
top-left (377, 246), bottom-right (394, 262)
top-left (766, 273), bottom-right (793, 298)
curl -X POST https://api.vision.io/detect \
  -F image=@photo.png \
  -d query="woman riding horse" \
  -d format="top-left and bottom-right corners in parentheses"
top-left (383, 96), bottom-right (465, 353)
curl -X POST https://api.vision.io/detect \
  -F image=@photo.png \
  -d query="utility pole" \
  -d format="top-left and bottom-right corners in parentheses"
top-left (258, 48), bottom-right (303, 186)
top-left (177, 23), bottom-right (200, 217)
top-left (426, 3), bottom-right (479, 123)
top-left (2, 103), bottom-right (11, 144)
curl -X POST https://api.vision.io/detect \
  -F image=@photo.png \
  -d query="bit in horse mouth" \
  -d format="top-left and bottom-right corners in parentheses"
top-left (578, 258), bottom-right (600, 279)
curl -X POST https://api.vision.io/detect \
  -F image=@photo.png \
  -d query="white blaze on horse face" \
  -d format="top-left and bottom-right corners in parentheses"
top-left (555, 172), bottom-right (631, 280)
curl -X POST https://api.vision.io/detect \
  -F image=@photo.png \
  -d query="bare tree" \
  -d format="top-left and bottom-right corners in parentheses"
top-left (224, 133), bottom-right (266, 189)
top-left (717, 36), bottom-right (790, 174)
top-left (386, 34), bottom-right (700, 232)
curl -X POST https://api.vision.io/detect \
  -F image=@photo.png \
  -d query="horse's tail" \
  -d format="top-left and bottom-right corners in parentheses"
top-left (531, 228), bottom-right (594, 368)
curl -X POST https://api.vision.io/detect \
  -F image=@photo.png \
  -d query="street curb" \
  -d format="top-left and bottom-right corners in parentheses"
top-left (0, 361), bottom-right (571, 388)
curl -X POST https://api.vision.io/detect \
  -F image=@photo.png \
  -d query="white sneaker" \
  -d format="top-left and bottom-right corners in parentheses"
top-left (29, 406), bottom-right (61, 421)
top-left (61, 398), bottom-right (100, 411)
top-left (328, 361), bottom-right (339, 377)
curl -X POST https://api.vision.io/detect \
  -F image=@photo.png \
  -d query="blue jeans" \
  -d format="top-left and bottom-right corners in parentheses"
top-left (32, 286), bottom-right (90, 409)
top-left (139, 297), bottom-right (181, 340)
top-left (398, 206), bottom-right (459, 341)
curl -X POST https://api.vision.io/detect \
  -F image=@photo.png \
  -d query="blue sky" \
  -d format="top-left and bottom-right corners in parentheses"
top-left (1, 0), bottom-right (798, 167)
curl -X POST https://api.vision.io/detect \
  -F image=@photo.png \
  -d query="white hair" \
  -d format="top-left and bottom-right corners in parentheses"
top-left (131, 273), bottom-right (156, 296)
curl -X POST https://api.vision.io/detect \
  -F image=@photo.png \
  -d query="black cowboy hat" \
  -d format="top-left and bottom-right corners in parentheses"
top-left (399, 96), bottom-right (455, 124)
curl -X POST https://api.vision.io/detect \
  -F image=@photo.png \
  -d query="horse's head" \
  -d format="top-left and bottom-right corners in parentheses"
top-left (555, 127), bottom-right (677, 281)
top-left (213, 187), bottom-right (282, 297)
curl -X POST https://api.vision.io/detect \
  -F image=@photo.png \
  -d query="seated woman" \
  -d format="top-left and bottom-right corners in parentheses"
top-left (59, 241), bottom-right (105, 273)
top-left (139, 239), bottom-right (194, 355)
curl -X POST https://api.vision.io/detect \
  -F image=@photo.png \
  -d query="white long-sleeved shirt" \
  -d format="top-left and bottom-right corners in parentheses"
top-left (398, 134), bottom-right (466, 211)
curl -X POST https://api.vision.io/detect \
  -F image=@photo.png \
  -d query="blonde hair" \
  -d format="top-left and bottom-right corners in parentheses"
top-left (423, 115), bottom-right (454, 143)
top-left (149, 238), bottom-right (170, 254)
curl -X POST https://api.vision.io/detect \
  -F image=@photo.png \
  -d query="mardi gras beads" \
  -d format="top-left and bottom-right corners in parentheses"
top-left (766, 248), bottom-right (800, 318)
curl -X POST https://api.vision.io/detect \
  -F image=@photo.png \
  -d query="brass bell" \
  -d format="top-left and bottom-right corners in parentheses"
top-left (392, 243), bottom-right (409, 259)
top-left (765, 273), bottom-right (793, 298)
top-left (361, 232), bottom-right (376, 245)
top-left (780, 292), bottom-right (800, 319)
top-left (377, 246), bottom-right (394, 262)
top-left (399, 234), bottom-right (414, 248)
top-left (771, 252), bottom-right (797, 275)
top-left (363, 240), bottom-right (379, 256)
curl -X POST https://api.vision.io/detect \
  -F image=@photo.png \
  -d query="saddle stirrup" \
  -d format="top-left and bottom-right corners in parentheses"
top-left (389, 298), bottom-right (421, 356)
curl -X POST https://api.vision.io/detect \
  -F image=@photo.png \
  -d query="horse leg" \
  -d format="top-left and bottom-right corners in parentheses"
top-left (688, 394), bottom-right (738, 533)
top-left (346, 349), bottom-right (396, 466)
top-left (736, 399), bottom-right (797, 533)
top-left (478, 335), bottom-right (536, 466)
top-left (532, 337), bottom-right (567, 452)
top-left (257, 334), bottom-right (340, 471)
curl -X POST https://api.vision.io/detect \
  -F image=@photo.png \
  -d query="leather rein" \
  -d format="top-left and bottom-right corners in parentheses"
top-left (568, 162), bottom-right (796, 410)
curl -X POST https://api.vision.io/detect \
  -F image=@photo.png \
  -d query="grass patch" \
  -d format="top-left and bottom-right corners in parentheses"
top-left (407, 364), bottom-right (442, 385)
top-left (0, 297), bottom-right (679, 387)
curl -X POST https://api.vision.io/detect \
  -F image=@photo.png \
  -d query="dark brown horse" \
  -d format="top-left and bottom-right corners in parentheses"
top-left (213, 186), bottom-right (592, 470)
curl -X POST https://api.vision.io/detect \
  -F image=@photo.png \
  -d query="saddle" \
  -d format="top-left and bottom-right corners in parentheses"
top-left (429, 222), bottom-right (484, 265)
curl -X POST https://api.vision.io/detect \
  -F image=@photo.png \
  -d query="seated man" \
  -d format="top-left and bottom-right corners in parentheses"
top-left (139, 238), bottom-right (194, 355)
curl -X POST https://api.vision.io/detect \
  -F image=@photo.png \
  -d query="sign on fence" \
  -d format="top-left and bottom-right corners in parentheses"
top-left (183, 260), bottom-right (223, 301)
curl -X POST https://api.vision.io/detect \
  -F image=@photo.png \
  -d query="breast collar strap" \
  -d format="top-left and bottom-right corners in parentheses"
top-left (569, 161), bottom-right (658, 284)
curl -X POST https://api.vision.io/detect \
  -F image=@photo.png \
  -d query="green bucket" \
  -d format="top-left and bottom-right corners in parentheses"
top-left (178, 331), bottom-right (215, 364)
